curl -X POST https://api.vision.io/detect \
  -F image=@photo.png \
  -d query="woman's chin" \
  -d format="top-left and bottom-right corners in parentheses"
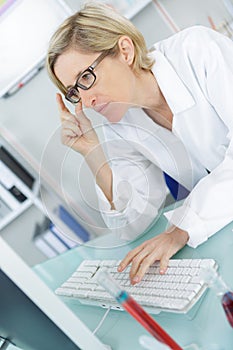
top-left (100, 101), bottom-right (129, 123)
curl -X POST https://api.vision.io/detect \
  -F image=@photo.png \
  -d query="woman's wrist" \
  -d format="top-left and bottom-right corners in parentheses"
top-left (169, 225), bottom-right (189, 246)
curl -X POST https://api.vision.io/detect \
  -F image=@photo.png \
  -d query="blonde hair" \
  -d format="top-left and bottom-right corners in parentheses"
top-left (46, 2), bottom-right (154, 95)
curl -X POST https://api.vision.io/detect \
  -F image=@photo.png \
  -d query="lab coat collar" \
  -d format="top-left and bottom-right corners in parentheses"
top-left (150, 50), bottom-right (195, 114)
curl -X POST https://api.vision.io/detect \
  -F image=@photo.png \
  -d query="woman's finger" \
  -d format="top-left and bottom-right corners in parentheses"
top-left (159, 255), bottom-right (170, 274)
top-left (129, 249), bottom-right (152, 283)
top-left (130, 248), bottom-right (169, 284)
top-left (60, 112), bottom-right (79, 125)
top-left (117, 244), bottom-right (147, 272)
top-left (56, 93), bottom-right (70, 114)
top-left (131, 253), bottom-right (157, 284)
top-left (75, 99), bottom-right (87, 123)
top-left (74, 98), bottom-right (83, 114)
top-left (62, 120), bottom-right (81, 136)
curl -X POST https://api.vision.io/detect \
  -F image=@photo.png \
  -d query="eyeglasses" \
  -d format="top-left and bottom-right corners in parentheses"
top-left (65, 51), bottom-right (109, 104)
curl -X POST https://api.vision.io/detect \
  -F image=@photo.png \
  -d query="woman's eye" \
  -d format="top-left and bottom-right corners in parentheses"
top-left (81, 72), bottom-right (92, 81)
top-left (77, 70), bottom-right (95, 89)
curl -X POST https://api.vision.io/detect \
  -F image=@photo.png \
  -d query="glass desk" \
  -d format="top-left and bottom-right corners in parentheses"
top-left (34, 214), bottom-right (233, 350)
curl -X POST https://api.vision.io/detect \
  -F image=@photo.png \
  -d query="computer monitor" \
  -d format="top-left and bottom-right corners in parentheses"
top-left (0, 237), bottom-right (109, 350)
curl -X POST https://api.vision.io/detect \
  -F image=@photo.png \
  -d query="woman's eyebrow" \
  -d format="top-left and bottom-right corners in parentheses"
top-left (65, 68), bottom-right (86, 89)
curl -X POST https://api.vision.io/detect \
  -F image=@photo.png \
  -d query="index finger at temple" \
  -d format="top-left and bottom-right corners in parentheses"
top-left (74, 101), bottom-right (90, 124)
top-left (56, 93), bottom-right (69, 114)
top-left (74, 99), bottom-right (83, 114)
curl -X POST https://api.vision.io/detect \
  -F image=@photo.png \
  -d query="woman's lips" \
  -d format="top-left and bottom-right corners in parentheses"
top-left (94, 103), bottom-right (109, 114)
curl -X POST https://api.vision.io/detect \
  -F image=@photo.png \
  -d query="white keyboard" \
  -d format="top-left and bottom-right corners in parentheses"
top-left (55, 258), bottom-right (217, 314)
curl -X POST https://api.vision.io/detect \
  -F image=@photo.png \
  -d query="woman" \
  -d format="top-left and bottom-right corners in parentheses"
top-left (46, 3), bottom-right (233, 285)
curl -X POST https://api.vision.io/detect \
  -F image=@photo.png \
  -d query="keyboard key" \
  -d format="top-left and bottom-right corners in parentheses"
top-left (77, 266), bottom-right (97, 274)
top-left (82, 260), bottom-right (101, 267)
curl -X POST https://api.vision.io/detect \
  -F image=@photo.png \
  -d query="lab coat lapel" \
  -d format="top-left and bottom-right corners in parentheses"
top-left (125, 109), bottom-right (194, 190)
top-left (150, 50), bottom-right (195, 115)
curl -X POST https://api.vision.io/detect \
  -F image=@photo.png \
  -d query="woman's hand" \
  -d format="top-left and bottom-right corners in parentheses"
top-left (118, 226), bottom-right (189, 284)
top-left (57, 93), bottom-right (99, 156)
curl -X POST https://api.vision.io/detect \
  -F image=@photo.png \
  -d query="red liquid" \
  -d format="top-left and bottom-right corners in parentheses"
top-left (221, 291), bottom-right (233, 327)
top-left (122, 295), bottom-right (182, 350)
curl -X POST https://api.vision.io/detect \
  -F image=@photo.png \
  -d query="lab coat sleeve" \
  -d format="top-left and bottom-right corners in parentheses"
top-left (95, 123), bottom-right (167, 240)
top-left (165, 26), bottom-right (233, 248)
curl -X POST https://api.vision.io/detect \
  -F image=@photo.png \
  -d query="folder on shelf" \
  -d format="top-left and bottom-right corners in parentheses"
top-left (43, 230), bottom-right (68, 254)
top-left (57, 205), bottom-right (90, 243)
top-left (33, 218), bottom-right (79, 259)
top-left (33, 223), bottom-right (58, 259)
top-left (34, 237), bottom-right (58, 259)
top-left (49, 223), bottom-right (78, 249)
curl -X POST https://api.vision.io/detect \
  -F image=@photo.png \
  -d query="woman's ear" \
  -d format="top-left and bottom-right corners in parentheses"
top-left (118, 36), bottom-right (135, 66)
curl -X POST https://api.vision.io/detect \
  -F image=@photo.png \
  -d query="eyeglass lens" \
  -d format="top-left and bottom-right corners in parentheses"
top-left (78, 70), bottom-right (95, 89)
top-left (66, 70), bottom-right (96, 103)
top-left (66, 87), bottom-right (80, 103)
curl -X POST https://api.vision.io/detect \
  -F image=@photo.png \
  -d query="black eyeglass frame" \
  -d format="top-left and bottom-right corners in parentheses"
top-left (65, 51), bottom-right (110, 104)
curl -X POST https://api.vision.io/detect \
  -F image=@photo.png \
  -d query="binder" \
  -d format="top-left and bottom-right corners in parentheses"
top-left (49, 223), bottom-right (78, 249)
top-left (34, 237), bottom-right (57, 259)
top-left (33, 218), bottom-right (79, 259)
top-left (43, 230), bottom-right (68, 254)
top-left (57, 205), bottom-right (90, 242)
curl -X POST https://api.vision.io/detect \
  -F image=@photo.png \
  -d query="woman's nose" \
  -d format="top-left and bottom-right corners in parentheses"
top-left (80, 90), bottom-right (97, 108)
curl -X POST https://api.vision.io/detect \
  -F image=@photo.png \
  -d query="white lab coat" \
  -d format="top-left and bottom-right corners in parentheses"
top-left (96, 26), bottom-right (233, 248)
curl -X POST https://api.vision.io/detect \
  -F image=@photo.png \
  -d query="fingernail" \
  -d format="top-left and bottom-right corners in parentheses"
top-left (160, 269), bottom-right (165, 274)
top-left (132, 276), bottom-right (140, 283)
top-left (118, 264), bottom-right (124, 271)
